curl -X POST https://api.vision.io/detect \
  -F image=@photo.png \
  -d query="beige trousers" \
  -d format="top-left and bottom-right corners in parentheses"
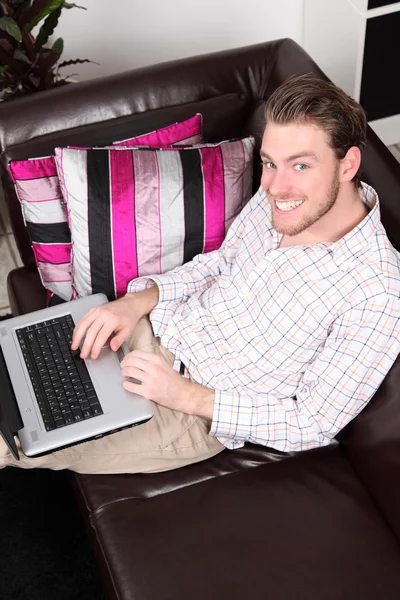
top-left (0, 317), bottom-right (225, 474)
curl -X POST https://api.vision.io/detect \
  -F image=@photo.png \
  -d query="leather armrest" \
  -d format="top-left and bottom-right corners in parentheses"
top-left (7, 266), bottom-right (46, 316)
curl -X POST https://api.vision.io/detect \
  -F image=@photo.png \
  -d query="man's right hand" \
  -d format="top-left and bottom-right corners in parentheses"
top-left (71, 286), bottom-right (159, 359)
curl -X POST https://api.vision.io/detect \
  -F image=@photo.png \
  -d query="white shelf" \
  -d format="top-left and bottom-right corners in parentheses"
top-left (303, 0), bottom-right (400, 145)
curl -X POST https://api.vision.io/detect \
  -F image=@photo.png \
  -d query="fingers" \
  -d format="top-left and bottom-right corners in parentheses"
top-left (71, 307), bottom-right (98, 350)
top-left (120, 349), bottom-right (163, 369)
top-left (123, 379), bottom-right (146, 396)
top-left (72, 307), bottom-right (125, 359)
top-left (110, 334), bottom-right (126, 352)
top-left (82, 322), bottom-right (111, 359)
top-left (120, 351), bottom-right (164, 385)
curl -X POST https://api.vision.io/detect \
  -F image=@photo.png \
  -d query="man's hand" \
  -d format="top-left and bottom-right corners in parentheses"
top-left (71, 286), bottom-right (159, 359)
top-left (121, 350), bottom-right (215, 419)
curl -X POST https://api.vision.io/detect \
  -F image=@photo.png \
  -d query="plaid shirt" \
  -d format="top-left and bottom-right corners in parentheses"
top-left (128, 183), bottom-right (400, 451)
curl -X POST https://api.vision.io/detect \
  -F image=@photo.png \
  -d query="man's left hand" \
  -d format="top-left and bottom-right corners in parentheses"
top-left (120, 350), bottom-right (215, 419)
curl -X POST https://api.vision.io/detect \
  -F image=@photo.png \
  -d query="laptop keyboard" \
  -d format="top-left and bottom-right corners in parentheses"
top-left (16, 315), bottom-right (103, 431)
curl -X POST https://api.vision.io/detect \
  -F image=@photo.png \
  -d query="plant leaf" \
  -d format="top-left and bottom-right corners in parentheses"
top-left (25, 0), bottom-right (64, 32)
top-left (57, 57), bottom-right (93, 68)
top-left (14, 47), bottom-right (32, 64)
top-left (34, 6), bottom-right (62, 50)
top-left (0, 16), bottom-right (22, 42)
top-left (0, 37), bottom-right (14, 55)
top-left (50, 36), bottom-right (63, 55)
top-left (0, 64), bottom-right (8, 72)
top-left (63, 2), bottom-right (86, 9)
top-left (37, 37), bottom-right (63, 74)
top-left (28, 73), bottom-right (40, 88)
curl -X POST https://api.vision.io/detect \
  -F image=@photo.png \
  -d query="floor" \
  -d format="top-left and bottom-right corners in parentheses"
top-left (1, 143), bottom-right (400, 316)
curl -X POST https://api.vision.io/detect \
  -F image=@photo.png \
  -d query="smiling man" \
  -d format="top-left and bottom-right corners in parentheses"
top-left (2, 74), bottom-right (400, 474)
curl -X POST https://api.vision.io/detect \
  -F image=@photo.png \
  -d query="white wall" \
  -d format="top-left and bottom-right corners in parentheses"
top-left (54, 0), bottom-right (304, 82)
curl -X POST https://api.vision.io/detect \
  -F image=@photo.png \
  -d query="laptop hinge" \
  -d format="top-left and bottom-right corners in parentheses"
top-left (0, 346), bottom-right (22, 460)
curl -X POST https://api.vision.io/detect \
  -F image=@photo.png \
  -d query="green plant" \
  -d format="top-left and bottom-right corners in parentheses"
top-left (0, 0), bottom-right (92, 100)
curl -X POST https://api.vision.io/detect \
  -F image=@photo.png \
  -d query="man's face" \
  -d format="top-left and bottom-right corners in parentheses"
top-left (260, 121), bottom-right (341, 237)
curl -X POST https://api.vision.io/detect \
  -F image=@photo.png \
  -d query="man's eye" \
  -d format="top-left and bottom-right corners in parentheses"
top-left (261, 161), bottom-right (275, 169)
top-left (294, 163), bottom-right (308, 171)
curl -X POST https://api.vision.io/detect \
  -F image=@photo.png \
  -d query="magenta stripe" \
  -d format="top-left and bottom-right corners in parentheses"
top-left (45, 289), bottom-right (52, 307)
top-left (9, 157), bottom-right (57, 181)
top-left (32, 242), bottom-right (72, 264)
top-left (113, 114), bottom-right (202, 148)
top-left (201, 147), bottom-right (225, 253)
top-left (156, 153), bottom-right (162, 273)
top-left (133, 150), bottom-right (161, 276)
top-left (110, 150), bottom-right (137, 298)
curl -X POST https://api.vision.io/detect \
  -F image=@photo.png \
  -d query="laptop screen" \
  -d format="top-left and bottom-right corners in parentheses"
top-left (0, 345), bottom-right (22, 460)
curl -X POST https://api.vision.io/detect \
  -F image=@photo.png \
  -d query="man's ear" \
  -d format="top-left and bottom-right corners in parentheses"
top-left (340, 146), bottom-right (361, 183)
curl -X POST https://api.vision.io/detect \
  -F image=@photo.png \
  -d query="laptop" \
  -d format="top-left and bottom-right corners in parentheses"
top-left (0, 293), bottom-right (154, 460)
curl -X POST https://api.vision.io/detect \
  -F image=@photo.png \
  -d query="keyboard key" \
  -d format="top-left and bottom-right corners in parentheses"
top-left (82, 408), bottom-right (93, 419)
top-left (72, 408), bottom-right (83, 422)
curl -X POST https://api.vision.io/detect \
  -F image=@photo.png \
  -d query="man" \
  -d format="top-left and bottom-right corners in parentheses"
top-left (2, 74), bottom-right (400, 473)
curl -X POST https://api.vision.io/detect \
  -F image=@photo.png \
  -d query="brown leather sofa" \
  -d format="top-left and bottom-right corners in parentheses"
top-left (2, 39), bottom-right (400, 600)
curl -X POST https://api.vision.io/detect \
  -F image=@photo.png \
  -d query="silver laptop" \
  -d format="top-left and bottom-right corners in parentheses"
top-left (0, 293), bottom-right (154, 459)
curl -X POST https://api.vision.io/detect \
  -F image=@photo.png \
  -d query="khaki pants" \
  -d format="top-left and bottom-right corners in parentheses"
top-left (0, 317), bottom-right (225, 473)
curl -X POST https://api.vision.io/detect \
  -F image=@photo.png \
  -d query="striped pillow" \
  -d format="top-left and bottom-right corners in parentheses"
top-left (55, 137), bottom-right (255, 300)
top-left (8, 114), bottom-right (203, 302)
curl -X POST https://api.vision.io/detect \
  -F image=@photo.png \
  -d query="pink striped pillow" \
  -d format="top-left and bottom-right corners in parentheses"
top-left (55, 138), bottom-right (255, 300)
top-left (8, 114), bottom-right (203, 301)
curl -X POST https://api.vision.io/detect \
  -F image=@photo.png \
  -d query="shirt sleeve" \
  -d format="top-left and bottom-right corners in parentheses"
top-left (211, 295), bottom-right (400, 451)
top-left (127, 188), bottom-right (263, 303)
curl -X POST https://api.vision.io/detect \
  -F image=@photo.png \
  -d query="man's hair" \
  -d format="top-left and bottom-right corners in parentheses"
top-left (264, 74), bottom-right (367, 187)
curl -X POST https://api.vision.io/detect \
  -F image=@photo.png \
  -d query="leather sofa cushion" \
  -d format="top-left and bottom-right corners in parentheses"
top-left (74, 443), bottom-right (289, 510)
top-left (74, 444), bottom-right (400, 600)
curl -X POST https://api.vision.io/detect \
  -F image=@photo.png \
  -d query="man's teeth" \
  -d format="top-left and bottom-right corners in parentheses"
top-left (275, 199), bottom-right (304, 211)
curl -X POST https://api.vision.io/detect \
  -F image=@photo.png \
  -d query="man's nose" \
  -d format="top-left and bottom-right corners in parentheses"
top-left (267, 171), bottom-right (292, 197)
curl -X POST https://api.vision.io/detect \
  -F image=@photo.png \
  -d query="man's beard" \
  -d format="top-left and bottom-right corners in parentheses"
top-left (269, 165), bottom-right (340, 237)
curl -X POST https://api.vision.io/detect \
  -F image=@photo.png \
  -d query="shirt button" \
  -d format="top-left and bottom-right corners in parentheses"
top-left (302, 386), bottom-right (309, 394)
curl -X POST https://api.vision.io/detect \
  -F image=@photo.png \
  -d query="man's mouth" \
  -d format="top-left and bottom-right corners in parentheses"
top-left (275, 199), bottom-right (305, 212)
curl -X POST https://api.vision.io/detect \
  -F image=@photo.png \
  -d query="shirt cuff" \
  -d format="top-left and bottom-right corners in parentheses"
top-left (127, 273), bottom-right (186, 303)
top-left (127, 277), bottom-right (157, 294)
top-left (210, 390), bottom-right (253, 444)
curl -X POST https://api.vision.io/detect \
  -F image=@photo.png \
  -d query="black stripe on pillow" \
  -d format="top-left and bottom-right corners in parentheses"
top-left (86, 150), bottom-right (115, 300)
top-left (180, 149), bottom-right (204, 263)
top-left (26, 221), bottom-right (71, 244)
